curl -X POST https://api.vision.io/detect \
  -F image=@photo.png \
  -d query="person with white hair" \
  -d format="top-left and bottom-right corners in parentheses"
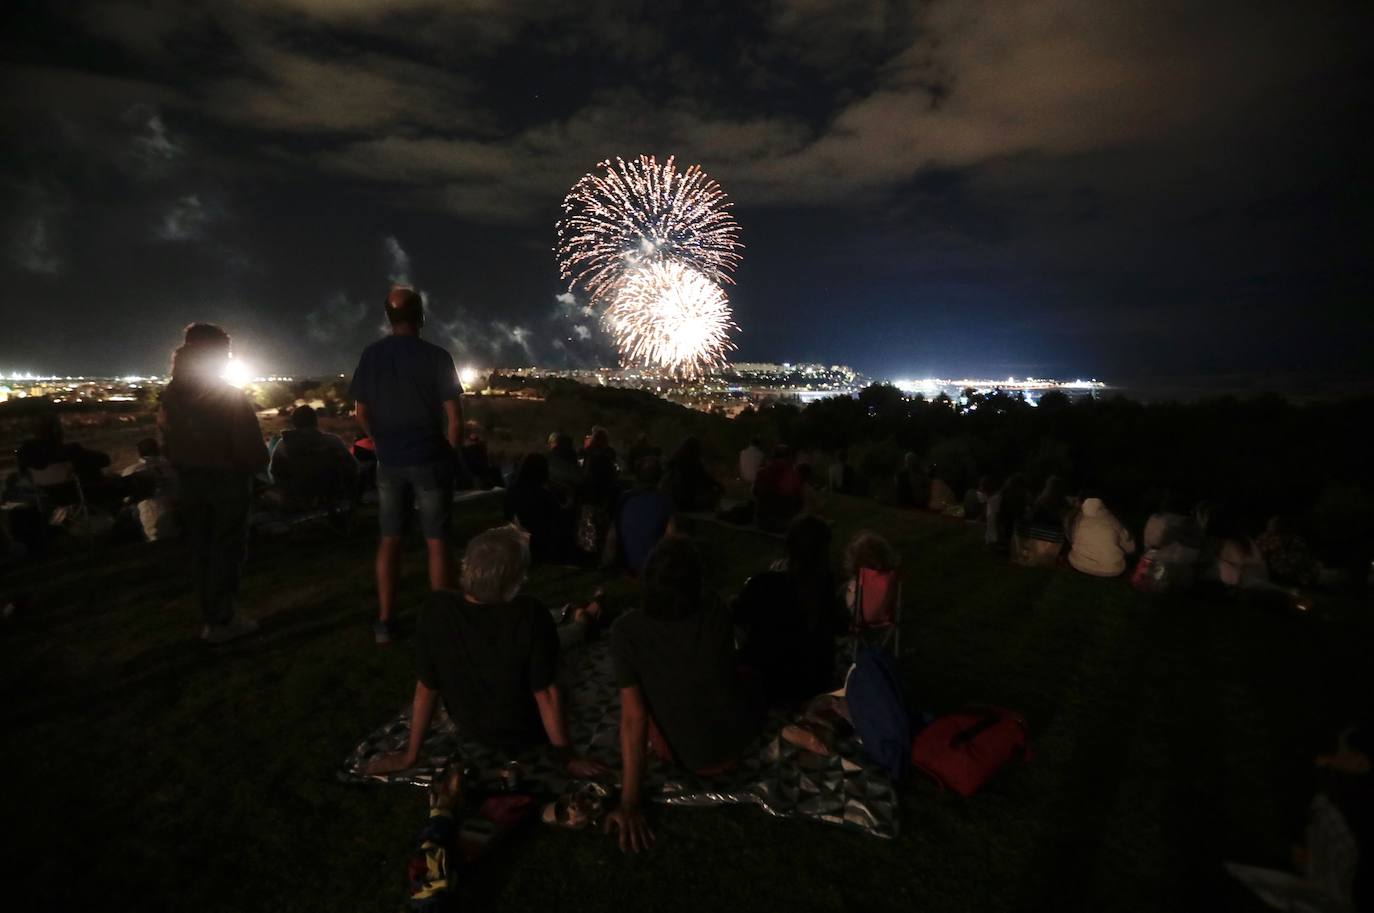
top-left (363, 525), bottom-right (608, 778)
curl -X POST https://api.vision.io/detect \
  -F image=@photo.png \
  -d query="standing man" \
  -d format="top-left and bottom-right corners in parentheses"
top-left (159, 323), bottom-right (268, 643)
top-left (350, 286), bottom-right (464, 644)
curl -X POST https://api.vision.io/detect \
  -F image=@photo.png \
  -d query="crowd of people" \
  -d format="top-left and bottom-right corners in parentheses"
top-left (878, 453), bottom-right (1335, 606)
top-left (3, 286), bottom-right (1365, 874)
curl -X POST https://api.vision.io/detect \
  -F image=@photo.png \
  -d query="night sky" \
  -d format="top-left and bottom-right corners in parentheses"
top-left (2, 0), bottom-right (1370, 387)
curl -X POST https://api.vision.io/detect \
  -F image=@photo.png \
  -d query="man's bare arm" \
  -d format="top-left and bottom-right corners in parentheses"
top-left (442, 397), bottom-right (463, 451)
top-left (354, 400), bottom-right (374, 440)
top-left (603, 684), bottom-right (655, 852)
top-left (363, 681), bottom-right (438, 774)
top-left (534, 684), bottom-right (610, 779)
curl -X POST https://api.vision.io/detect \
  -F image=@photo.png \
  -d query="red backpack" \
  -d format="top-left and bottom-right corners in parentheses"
top-left (910, 706), bottom-right (1031, 797)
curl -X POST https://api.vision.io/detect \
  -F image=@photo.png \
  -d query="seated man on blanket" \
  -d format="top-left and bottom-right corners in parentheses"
top-left (604, 536), bottom-right (766, 852)
top-left (364, 525), bottom-right (607, 779)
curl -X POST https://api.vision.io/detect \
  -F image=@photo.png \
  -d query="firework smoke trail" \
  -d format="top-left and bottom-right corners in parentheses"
top-left (602, 261), bottom-right (737, 377)
top-left (556, 155), bottom-right (743, 308)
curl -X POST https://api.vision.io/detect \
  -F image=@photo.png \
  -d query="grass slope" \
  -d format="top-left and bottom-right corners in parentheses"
top-left (2, 495), bottom-right (1368, 912)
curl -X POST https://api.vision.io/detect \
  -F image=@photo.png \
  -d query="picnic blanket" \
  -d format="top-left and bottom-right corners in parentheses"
top-left (339, 638), bottom-right (899, 839)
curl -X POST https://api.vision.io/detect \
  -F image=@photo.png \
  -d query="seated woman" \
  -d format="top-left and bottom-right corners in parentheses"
top-left (734, 516), bottom-right (846, 702)
top-left (662, 436), bottom-right (723, 512)
top-left (363, 526), bottom-right (607, 778)
top-left (1066, 493), bottom-right (1136, 577)
top-left (605, 536), bottom-right (766, 852)
top-left (504, 453), bottom-right (574, 564)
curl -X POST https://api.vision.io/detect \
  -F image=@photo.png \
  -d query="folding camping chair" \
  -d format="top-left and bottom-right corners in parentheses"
top-left (850, 566), bottom-right (902, 660)
top-left (26, 461), bottom-right (89, 526)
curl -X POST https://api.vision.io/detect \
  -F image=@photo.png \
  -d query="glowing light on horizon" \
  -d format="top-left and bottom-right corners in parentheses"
top-left (602, 261), bottom-right (737, 377)
top-left (222, 356), bottom-right (254, 388)
top-left (556, 154), bottom-right (743, 309)
top-left (458, 365), bottom-right (480, 387)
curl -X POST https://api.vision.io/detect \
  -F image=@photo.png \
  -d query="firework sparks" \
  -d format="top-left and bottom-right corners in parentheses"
top-left (557, 155), bottom-right (743, 308)
top-left (602, 261), bottom-right (738, 376)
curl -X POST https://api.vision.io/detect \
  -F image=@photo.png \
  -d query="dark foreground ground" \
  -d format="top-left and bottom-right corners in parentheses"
top-left (3, 493), bottom-right (1369, 912)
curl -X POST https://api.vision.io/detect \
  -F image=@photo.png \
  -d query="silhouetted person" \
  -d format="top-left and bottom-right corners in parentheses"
top-left (349, 286), bottom-right (464, 644)
top-left (607, 536), bottom-right (765, 852)
top-left (894, 453), bottom-right (929, 509)
top-left (362, 526), bottom-right (608, 779)
top-left (158, 323), bottom-right (267, 643)
top-left (928, 464), bottom-right (956, 512)
top-left (460, 427), bottom-right (502, 489)
top-left (753, 445), bottom-right (804, 532)
top-left (615, 456), bottom-right (675, 576)
top-left (16, 412), bottom-right (113, 493)
top-left (663, 436), bottom-right (723, 512)
top-left (578, 425), bottom-right (619, 505)
top-left (738, 438), bottom-right (765, 486)
top-left (504, 452), bottom-right (573, 564)
top-left (120, 437), bottom-right (178, 542)
top-left (828, 450), bottom-right (858, 495)
top-left (965, 474), bottom-right (995, 523)
top-left (992, 473), bottom-right (1029, 551)
top-left (269, 405), bottom-right (358, 507)
top-left (545, 432), bottom-right (581, 505)
top-left (1066, 493), bottom-right (1136, 577)
top-left (734, 515), bottom-right (845, 701)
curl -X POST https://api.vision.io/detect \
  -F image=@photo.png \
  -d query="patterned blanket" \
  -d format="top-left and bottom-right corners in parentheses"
top-left (338, 638), bottom-right (899, 839)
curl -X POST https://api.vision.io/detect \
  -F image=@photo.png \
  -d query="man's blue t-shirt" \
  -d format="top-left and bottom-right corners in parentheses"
top-left (348, 335), bottom-right (461, 467)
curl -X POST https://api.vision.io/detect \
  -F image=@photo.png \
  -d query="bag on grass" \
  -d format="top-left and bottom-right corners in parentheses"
top-left (910, 706), bottom-right (1030, 797)
top-left (845, 645), bottom-right (911, 780)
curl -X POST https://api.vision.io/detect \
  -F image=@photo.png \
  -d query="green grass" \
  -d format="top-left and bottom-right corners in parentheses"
top-left (3, 495), bottom-right (1369, 911)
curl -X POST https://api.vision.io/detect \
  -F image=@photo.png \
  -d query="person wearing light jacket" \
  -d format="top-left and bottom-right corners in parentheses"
top-left (1067, 495), bottom-right (1136, 577)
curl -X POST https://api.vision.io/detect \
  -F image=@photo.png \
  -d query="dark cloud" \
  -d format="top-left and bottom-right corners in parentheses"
top-left (0, 0), bottom-right (1369, 382)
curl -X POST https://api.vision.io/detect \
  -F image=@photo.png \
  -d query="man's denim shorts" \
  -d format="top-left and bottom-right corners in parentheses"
top-left (376, 459), bottom-right (453, 540)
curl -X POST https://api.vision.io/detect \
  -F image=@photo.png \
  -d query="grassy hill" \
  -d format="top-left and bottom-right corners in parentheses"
top-left (4, 479), bottom-right (1370, 911)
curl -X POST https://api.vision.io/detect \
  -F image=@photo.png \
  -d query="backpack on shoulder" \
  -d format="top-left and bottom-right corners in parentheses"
top-left (909, 706), bottom-right (1031, 797)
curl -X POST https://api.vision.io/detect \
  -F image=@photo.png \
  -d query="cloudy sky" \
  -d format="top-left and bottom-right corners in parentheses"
top-left (2, 0), bottom-right (1370, 386)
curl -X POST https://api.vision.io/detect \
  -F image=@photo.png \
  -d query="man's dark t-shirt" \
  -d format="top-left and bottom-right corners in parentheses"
top-left (348, 335), bottom-right (461, 467)
top-left (611, 600), bottom-right (764, 771)
top-left (415, 592), bottom-right (559, 753)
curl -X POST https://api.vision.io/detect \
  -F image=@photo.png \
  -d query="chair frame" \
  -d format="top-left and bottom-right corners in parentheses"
top-left (850, 568), bottom-right (903, 660)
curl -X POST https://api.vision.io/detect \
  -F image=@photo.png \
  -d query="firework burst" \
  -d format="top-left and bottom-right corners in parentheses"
top-left (602, 260), bottom-right (737, 377)
top-left (556, 155), bottom-right (743, 308)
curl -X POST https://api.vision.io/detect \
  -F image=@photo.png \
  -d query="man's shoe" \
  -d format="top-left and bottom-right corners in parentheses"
top-left (373, 620), bottom-right (395, 645)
